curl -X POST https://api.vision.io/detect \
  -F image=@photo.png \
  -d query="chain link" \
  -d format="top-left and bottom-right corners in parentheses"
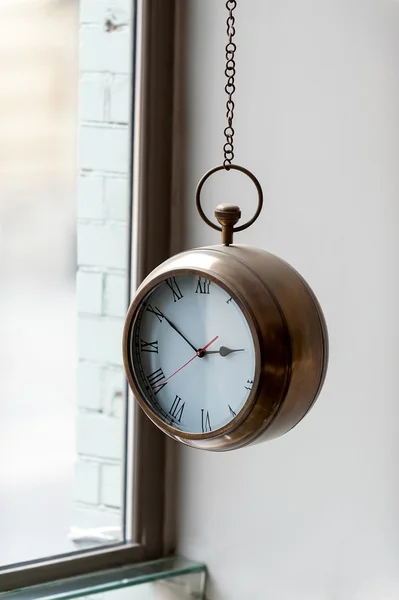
top-left (223, 0), bottom-right (237, 169)
top-left (196, 0), bottom-right (264, 237)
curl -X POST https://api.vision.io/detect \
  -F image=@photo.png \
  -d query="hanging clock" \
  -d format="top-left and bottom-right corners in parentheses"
top-left (122, 0), bottom-right (328, 451)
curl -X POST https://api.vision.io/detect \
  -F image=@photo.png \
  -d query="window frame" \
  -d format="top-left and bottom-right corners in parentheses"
top-left (0, 0), bottom-right (177, 592)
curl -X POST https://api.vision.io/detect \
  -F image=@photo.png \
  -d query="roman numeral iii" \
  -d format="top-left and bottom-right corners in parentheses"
top-left (165, 277), bottom-right (183, 302)
top-left (195, 277), bottom-right (211, 294)
top-left (201, 409), bottom-right (211, 432)
top-left (140, 339), bottom-right (159, 353)
top-left (147, 368), bottom-right (167, 394)
top-left (169, 395), bottom-right (185, 422)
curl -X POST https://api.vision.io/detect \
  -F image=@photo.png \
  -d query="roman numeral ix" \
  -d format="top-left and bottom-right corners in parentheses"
top-left (195, 277), bottom-right (211, 294)
top-left (140, 339), bottom-right (159, 353)
top-left (147, 368), bottom-right (167, 395)
top-left (169, 395), bottom-right (185, 423)
top-left (166, 277), bottom-right (183, 302)
top-left (201, 409), bottom-right (212, 433)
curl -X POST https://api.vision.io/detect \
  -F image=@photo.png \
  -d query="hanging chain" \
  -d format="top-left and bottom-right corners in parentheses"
top-left (196, 0), bottom-right (264, 238)
top-left (223, 0), bottom-right (237, 169)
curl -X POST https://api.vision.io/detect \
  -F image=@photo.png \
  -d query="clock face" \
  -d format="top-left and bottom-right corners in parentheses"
top-left (128, 273), bottom-right (256, 435)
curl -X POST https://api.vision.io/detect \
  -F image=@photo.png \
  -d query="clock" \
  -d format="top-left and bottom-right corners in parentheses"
top-left (122, 210), bottom-right (328, 451)
top-left (122, 4), bottom-right (329, 450)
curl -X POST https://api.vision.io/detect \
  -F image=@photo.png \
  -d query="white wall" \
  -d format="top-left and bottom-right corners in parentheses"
top-left (177, 1), bottom-right (399, 599)
top-left (74, 0), bottom-right (133, 541)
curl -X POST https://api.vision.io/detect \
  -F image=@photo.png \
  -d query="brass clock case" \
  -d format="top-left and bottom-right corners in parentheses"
top-left (122, 244), bottom-right (328, 452)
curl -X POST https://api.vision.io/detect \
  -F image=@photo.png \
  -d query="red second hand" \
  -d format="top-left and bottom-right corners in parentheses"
top-left (155, 335), bottom-right (219, 386)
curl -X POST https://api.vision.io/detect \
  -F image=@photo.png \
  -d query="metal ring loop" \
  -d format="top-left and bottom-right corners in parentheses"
top-left (195, 164), bottom-right (264, 234)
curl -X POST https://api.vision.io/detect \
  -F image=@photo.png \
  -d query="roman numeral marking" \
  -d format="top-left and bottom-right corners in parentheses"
top-left (169, 395), bottom-right (185, 422)
top-left (201, 409), bottom-right (211, 433)
top-left (147, 368), bottom-right (167, 395)
top-left (195, 277), bottom-right (211, 294)
top-left (228, 404), bottom-right (236, 417)
top-left (226, 297), bottom-right (233, 304)
top-left (245, 379), bottom-right (254, 391)
top-left (140, 339), bottom-right (159, 353)
top-left (146, 304), bottom-right (164, 323)
top-left (166, 277), bottom-right (183, 302)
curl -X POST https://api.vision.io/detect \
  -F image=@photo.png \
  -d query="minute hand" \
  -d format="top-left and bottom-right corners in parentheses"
top-left (159, 310), bottom-right (198, 353)
top-left (205, 346), bottom-right (244, 357)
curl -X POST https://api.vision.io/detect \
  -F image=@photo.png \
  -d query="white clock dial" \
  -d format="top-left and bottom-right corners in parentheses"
top-left (129, 274), bottom-right (256, 434)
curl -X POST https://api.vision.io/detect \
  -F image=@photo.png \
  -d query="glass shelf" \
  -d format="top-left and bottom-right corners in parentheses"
top-left (2, 557), bottom-right (207, 600)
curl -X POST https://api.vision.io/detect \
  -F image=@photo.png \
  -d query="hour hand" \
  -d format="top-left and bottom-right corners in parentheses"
top-left (205, 346), bottom-right (244, 357)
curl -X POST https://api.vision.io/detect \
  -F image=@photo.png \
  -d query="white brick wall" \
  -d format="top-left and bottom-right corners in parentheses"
top-left (75, 461), bottom-right (100, 505)
top-left (74, 0), bottom-right (133, 543)
top-left (79, 125), bottom-right (129, 172)
top-left (78, 222), bottom-right (128, 269)
top-left (104, 274), bottom-right (127, 317)
top-left (77, 271), bottom-right (103, 314)
top-left (80, 29), bottom-right (131, 74)
top-left (109, 75), bottom-right (131, 123)
top-left (79, 75), bottom-right (106, 122)
top-left (78, 316), bottom-right (124, 365)
top-left (104, 177), bottom-right (129, 220)
top-left (77, 413), bottom-right (123, 460)
top-left (103, 367), bottom-right (126, 415)
top-left (80, 0), bottom-right (133, 24)
top-left (78, 174), bottom-right (104, 219)
top-left (101, 464), bottom-right (122, 507)
top-left (78, 363), bottom-right (103, 411)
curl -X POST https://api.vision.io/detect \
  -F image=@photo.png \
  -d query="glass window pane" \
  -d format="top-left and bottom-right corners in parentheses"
top-left (0, 0), bottom-right (134, 566)
top-left (4, 558), bottom-right (207, 600)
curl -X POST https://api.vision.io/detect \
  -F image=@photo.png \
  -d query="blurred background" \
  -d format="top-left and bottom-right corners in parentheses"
top-left (0, 0), bottom-right (77, 280)
top-left (0, 0), bottom-right (79, 564)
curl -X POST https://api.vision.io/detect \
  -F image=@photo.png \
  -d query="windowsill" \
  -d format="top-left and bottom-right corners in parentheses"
top-left (1, 556), bottom-right (207, 600)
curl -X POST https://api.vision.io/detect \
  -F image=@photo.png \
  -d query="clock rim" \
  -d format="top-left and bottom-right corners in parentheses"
top-left (123, 266), bottom-right (263, 441)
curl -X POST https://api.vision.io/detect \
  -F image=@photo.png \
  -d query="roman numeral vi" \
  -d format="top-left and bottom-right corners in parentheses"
top-left (201, 409), bottom-right (211, 433)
